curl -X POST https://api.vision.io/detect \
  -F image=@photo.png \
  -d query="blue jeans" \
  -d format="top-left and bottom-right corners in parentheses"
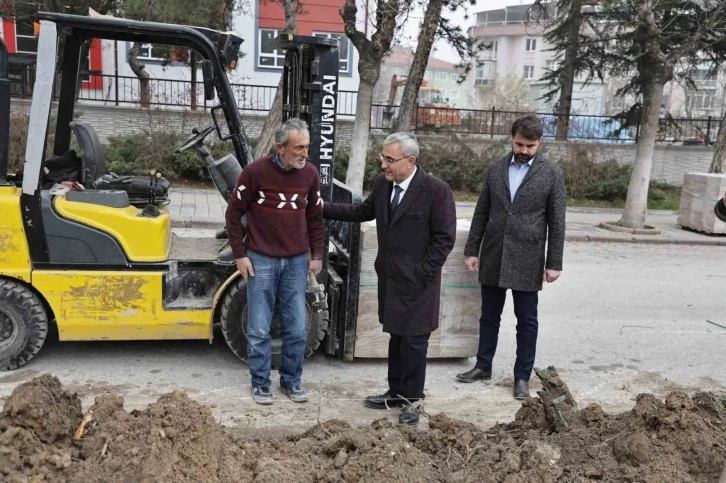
top-left (246, 249), bottom-right (308, 389)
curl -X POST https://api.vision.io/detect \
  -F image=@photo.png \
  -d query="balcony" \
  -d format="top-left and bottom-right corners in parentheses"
top-left (478, 51), bottom-right (498, 62)
top-left (695, 79), bottom-right (718, 89)
top-left (475, 78), bottom-right (495, 87)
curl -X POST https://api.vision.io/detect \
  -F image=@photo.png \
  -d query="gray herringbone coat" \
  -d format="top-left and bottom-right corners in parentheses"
top-left (464, 152), bottom-right (566, 292)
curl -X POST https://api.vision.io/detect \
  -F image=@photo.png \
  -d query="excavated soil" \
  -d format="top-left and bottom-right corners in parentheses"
top-left (2, 371), bottom-right (726, 482)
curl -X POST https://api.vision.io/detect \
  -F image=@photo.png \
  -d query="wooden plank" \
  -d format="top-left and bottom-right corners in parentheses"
top-left (354, 219), bottom-right (481, 359)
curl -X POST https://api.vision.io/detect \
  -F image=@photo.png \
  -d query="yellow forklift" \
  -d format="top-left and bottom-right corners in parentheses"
top-left (0, 12), bottom-right (363, 370)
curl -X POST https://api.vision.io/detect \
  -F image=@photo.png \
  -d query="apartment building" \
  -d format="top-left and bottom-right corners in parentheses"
top-left (374, 46), bottom-right (468, 108)
top-left (467, 3), bottom-right (726, 120)
top-left (466, 4), bottom-right (606, 115)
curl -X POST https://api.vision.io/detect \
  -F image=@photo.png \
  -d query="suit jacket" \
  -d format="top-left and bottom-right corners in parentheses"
top-left (464, 152), bottom-right (566, 292)
top-left (323, 167), bottom-right (457, 336)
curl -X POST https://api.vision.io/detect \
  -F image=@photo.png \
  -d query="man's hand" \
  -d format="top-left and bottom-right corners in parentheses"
top-left (543, 269), bottom-right (561, 283)
top-left (309, 259), bottom-right (322, 275)
top-left (236, 257), bottom-right (254, 281)
top-left (465, 256), bottom-right (479, 272)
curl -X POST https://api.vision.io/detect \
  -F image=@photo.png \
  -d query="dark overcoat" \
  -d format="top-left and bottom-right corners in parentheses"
top-left (323, 166), bottom-right (457, 336)
top-left (464, 152), bottom-right (566, 292)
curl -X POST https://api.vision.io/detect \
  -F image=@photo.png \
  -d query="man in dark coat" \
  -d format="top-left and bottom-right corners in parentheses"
top-left (456, 115), bottom-right (566, 399)
top-left (323, 132), bottom-right (456, 425)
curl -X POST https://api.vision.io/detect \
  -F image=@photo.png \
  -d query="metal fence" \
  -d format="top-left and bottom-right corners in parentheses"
top-left (370, 104), bottom-right (724, 145)
top-left (9, 69), bottom-right (359, 117)
top-left (8, 65), bottom-right (723, 145)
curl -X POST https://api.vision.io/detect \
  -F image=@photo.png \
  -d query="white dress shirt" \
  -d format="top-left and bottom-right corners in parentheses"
top-left (390, 165), bottom-right (418, 203)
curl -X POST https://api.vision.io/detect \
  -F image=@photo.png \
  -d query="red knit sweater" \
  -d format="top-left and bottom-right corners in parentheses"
top-left (225, 155), bottom-right (324, 260)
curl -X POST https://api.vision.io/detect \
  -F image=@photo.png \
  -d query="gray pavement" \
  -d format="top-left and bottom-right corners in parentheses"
top-left (169, 188), bottom-right (726, 247)
top-left (1, 241), bottom-right (723, 432)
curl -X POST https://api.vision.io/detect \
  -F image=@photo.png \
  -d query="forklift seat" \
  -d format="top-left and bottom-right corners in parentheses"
top-left (69, 121), bottom-right (170, 207)
top-left (70, 121), bottom-right (105, 185)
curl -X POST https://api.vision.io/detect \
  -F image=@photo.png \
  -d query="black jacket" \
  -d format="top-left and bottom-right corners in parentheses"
top-left (324, 167), bottom-right (457, 336)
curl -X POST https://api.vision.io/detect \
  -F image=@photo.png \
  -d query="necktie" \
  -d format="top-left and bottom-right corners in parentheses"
top-left (390, 185), bottom-right (403, 213)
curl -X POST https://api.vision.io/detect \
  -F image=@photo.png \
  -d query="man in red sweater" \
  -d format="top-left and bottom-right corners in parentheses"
top-left (225, 118), bottom-right (324, 405)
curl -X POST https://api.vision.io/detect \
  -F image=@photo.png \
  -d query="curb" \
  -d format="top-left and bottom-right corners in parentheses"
top-left (565, 233), bottom-right (725, 247)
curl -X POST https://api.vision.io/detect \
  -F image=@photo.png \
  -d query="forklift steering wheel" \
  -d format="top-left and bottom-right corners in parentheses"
top-left (175, 125), bottom-right (217, 153)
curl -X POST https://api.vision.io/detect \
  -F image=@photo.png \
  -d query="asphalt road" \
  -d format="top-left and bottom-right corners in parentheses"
top-left (1, 240), bottom-right (725, 432)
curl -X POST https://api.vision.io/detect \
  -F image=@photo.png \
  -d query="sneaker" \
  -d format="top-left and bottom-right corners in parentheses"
top-left (281, 385), bottom-right (309, 403)
top-left (252, 385), bottom-right (273, 405)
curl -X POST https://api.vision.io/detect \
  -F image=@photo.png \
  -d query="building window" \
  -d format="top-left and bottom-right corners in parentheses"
top-left (450, 73), bottom-right (458, 83)
top-left (258, 29), bottom-right (286, 69)
top-left (523, 65), bottom-right (535, 79)
top-left (687, 91), bottom-right (715, 111)
top-left (425, 71), bottom-right (433, 81)
top-left (450, 89), bottom-right (460, 99)
top-left (525, 38), bottom-right (537, 52)
top-left (436, 71), bottom-right (447, 81)
top-left (133, 43), bottom-right (169, 62)
top-left (545, 60), bottom-right (559, 72)
top-left (313, 32), bottom-right (351, 73)
top-left (15, 21), bottom-right (38, 54)
top-left (440, 88), bottom-right (447, 98)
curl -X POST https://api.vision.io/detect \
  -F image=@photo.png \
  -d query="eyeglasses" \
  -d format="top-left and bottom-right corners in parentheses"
top-left (379, 154), bottom-right (410, 164)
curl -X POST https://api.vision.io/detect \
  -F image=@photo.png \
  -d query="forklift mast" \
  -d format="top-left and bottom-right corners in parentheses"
top-left (275, 33), bottom-right (340, 279)
top-left (274, 34), bottom-right (362, 361)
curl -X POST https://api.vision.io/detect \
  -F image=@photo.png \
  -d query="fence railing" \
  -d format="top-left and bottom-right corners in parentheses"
top-left (8, 66), bottom-right (722, 145)
top-left (370, 104), bottom-right (723, 144)
top-left (9, 69), bottom-right (359, 117)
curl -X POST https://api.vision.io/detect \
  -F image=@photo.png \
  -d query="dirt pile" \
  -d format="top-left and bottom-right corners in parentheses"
top-left (2, 370), bottom-right (726, 483)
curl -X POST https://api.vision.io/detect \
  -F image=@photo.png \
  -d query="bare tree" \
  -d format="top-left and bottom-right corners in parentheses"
top-left (341, 0), bottom-right (408, 193)
top-left (392, 0), bottom-right (444, 132)
top-left (254, 0), bottom-right (298, 158)
top-left (473, 73), bottom-right (531, 111)
top-left (394, 0), bottom-right (477, 132)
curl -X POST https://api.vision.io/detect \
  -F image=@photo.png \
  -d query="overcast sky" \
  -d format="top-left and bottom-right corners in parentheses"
top-left (397, 0), bottom-right (534, 64)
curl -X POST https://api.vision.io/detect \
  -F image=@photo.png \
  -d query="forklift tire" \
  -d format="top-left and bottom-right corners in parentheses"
top-left (0, 279), bottom-right (49, 371)
top-left (219, 277), bottom-right (328, 370)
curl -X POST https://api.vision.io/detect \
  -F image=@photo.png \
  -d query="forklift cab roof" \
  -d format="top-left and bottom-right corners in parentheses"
top-left (23, 13), bottom-right (252, 197)
top-left (36, 12), bottom-right (244, 71)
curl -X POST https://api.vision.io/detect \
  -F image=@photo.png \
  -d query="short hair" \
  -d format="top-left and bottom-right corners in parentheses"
top-left (511, 115), bottom-right (544, 140)
top-left (383, 132), bottom-right (419, 158)
top-left (275, 118), bottom-right (309, 146)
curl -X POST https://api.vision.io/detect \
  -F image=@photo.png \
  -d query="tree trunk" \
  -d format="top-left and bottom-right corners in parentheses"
top-left (394, 0), bottom-right (444, 132)
top-left (555, 0), bottom-right (582, 141)
top-left (255, 0), bottom-right (297, 158)
top-left (128, 43), bottom-right (151, 108)
top-left (254, 79), bottom-right (285, 158)
top-left (709, 108), bottom-right (726, 173)
top-left (190, 51), bottom-right (198, 110)
top-left (346, 79), bottom-right (376, 192)
top-left (618, 79), bottom-right (665, 229)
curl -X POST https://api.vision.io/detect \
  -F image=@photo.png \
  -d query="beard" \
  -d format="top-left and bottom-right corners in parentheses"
top-left (515, 153), bottom-right (531, 163)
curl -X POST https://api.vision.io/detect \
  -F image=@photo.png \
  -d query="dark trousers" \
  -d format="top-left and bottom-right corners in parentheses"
top-left (476, 285), bottom-right (539, 381)
top-left (387, 333), bottom-right (431, 401)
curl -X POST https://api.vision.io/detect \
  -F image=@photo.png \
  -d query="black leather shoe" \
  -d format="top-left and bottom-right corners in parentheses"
top-left (215, 227), bottom-right (228, 239)
top-left (399, 404), bottom-right (421, 425)
top-left (514, 379), bottom-right (530, 399)
top-left (364, 391), bottom-right (407, 410)
top-left (456, 367), bottom-right (492, 383)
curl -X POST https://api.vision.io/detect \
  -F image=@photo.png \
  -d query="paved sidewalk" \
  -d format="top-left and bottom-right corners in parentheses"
top-left (169, 188), bottom-right (726, 247)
